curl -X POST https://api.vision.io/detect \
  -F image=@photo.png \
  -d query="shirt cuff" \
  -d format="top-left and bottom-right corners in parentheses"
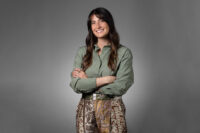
top-left (77, 77), bottom-right (97, 93)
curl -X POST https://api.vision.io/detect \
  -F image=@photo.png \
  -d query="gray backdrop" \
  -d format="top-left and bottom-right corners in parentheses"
top-left (0, 0), bottom-right (200, 133)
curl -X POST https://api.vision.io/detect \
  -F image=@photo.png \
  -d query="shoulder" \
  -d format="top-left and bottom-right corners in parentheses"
top-left (76, 45), bottom-right (87, 56)
top-left (117, 44), bottom-right (133, 59)
top-left (78, 45), bottom-right (87, 51)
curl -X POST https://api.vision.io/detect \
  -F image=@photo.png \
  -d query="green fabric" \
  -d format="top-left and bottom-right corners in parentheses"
top-left (69, 43), bottom-right (134, 96)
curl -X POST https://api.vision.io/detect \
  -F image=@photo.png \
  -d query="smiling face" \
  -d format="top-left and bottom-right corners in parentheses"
top-left (90, 14), bottom-right (110, 39)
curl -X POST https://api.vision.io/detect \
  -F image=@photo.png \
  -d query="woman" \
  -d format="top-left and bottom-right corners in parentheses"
top-left (70, 7), bottom-right (134, 133)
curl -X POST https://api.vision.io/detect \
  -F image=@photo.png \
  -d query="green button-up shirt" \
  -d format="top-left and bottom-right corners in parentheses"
top-left (69, 43), bottom-right (134, 96)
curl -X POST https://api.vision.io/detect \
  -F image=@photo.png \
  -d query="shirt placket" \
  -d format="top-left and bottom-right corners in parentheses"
top-left (98, 47), bottom-right (108, 77)
top-left (94, 45), bottom-right (110, 77)
top-left (97, 51), bottom-right (102, 77)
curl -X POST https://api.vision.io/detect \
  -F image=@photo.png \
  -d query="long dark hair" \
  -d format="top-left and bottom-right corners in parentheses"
top-left (81, 7), bottom-right (120, 72)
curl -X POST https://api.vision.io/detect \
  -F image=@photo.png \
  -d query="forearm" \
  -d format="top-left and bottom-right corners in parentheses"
top-left (70, 68), bottom-right (115, 93)
top-left (99, 77), bottom-right (134, 96)
top-left (96, 76), bottom-right (109, 87)
top-left (70, 77), bottom-right (97, 93)
top-left (70, 75), bottom-right (111, 93)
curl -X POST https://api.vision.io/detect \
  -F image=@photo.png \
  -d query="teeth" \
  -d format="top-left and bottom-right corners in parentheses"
top-left (96, 29), bottom-right (104, 33)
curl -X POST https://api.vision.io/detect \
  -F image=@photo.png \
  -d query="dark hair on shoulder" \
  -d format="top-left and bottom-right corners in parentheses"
top-left (82, 7), bottom-right (120, 72)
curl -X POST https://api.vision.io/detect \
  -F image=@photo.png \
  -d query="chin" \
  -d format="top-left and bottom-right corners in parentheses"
top-left (94, 34), bottom-right (109, 39)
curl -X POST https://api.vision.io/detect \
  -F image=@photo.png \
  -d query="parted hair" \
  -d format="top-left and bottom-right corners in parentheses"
top-left (81, 7), bottom-right (120, 72)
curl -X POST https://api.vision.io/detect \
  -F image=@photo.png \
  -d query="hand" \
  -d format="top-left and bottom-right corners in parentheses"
top-left (71, 68), bottom-right (88, 79)
top-left (96, 76), bottom-right (116, 87)
top-left (104, 76), bottom-right (116, 84)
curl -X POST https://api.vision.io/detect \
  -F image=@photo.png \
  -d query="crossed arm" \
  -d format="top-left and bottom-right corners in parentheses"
top-left (71, 68), bottom-right (116, 89)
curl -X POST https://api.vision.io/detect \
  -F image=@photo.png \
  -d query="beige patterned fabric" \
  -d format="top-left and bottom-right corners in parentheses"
top-left (76, 98), bottom-right (127, 133)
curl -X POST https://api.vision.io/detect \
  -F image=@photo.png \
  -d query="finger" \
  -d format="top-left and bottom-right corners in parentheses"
top-left (72, 73), bottom-right (76, 77)
top-left (72, 71), bottom-right (76, 75)
top-left (72, 73), bottom-right (79, 78)
top-left (79, 71), bottom-right (85, 74)
top-left (72, 71), bottom-right (79, 76)
top-left (73, 70), bottom-right (80, 75)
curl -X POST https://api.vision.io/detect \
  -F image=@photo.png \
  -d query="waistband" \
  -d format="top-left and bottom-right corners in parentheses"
top-left (82, 93), bottom-right (122, 100)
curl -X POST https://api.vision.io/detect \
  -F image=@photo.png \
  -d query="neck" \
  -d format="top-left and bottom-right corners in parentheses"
top-left (97, 38), bottom-right (110, 49)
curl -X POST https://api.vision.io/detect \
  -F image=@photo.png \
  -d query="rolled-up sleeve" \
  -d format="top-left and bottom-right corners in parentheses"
top-left (69, 46), bottom-right (97, 94)
top-left (99, 48), bottom-right (134, 96)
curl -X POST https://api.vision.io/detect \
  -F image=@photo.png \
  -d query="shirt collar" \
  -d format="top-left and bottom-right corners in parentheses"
top-left (94, 43), bottom-right (111, 52)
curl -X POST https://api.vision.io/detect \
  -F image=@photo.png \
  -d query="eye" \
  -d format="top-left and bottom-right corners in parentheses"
top-left (91, 21), bottom-right (95, 24)
top-left (100, 19), bottom-right (104, 22)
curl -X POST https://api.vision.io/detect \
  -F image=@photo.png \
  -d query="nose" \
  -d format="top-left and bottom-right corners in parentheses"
top-left (96, 21), bottom-right (101, 28)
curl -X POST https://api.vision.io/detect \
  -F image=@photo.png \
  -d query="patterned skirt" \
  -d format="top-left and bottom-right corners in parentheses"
top-left (76, 96), bottom-right (127, 133)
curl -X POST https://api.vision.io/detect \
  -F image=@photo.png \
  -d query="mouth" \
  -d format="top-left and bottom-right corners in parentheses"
top-left (96, 29), bottom-right (104, 33)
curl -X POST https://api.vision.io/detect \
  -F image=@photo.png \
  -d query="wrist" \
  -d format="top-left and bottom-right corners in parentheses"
top-left (103, 76), bottom-right (109, 84)
top-left (96, 76), bottom-right (108, 87)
